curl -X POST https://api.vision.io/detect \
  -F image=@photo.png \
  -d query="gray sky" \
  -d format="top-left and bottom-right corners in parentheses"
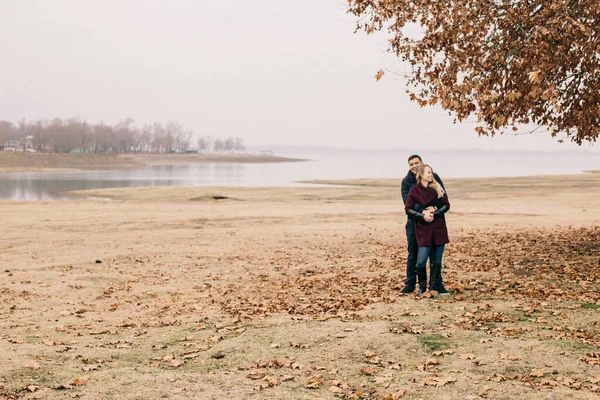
top-left (0, 0), bottom-right (597, 152)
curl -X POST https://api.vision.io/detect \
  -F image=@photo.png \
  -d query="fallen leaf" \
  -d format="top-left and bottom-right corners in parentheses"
top-left (264, 376), bottom-right (279, 387)
top-left (205, 336), bottom-right (220, 343)
top-left (72, 378), bottom-right (84, 386)
top-left (530, 369), bottom-right (547, 377)
top-left (329, 385), bottom-right (343, 394)
top-left (247, 371), bottom-right (266, 380)
top-left (169, 359), bottom-right (184, 367)
top-left (305, 377), bottom-right (322, 389)
top-left (360, 366), bottom-right (377, 376)
top-left (25, 361), bottom-right (41, 370)
top-left (89, 329), bottom-right (109, 335)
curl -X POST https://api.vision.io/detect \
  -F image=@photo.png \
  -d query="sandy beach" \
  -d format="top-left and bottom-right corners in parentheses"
top-left (1, 171), bottom-right (599, 399)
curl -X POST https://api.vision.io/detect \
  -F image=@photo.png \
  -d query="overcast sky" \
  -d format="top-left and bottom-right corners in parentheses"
top-left (0, 0), bottom-right (597, 152)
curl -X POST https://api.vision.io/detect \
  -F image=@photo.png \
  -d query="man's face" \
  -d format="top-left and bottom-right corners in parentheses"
top-left (408, 157), bottom-right (422, 174)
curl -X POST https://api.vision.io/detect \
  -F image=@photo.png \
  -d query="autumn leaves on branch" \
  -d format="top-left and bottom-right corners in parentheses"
top-left (349, 0), bottom-right (600, 144)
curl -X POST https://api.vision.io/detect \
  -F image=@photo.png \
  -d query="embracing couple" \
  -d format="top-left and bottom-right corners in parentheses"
top-left (400, 154), bottom-right (451, 296)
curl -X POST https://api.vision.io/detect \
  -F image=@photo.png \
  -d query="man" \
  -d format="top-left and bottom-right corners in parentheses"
top-left (400, 154), bottom-right (449, 295)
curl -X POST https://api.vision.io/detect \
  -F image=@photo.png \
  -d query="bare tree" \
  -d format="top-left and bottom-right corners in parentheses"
top-left (1, 117), bottom-right (251, 154)
top-left (234, 137), bottom-right (246, 153)
top-left (115, 118), bottom-right (136, 153)
top-left (0, 120), bottom-right (14, 146)
top-left (197, 135), bottom-right (212, 153)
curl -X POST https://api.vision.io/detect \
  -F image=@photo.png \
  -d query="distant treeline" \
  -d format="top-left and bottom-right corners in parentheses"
top-left (0, 118), bottom-right (246, 154)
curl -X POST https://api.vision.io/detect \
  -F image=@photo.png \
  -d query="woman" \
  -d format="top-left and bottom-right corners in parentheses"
top-left (404, 164), bottom-right (450, 295)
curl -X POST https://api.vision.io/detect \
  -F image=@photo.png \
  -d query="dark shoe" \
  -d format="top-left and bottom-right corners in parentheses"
top-left (437, 286), bottom-right (451, 295)
top-left (417, 287), bottom-right (427, 295)
top-left (399, 286), bottom-right (415, 294)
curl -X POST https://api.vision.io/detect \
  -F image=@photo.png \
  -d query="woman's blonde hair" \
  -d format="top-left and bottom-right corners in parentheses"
top-left (416, 164), bottom-right (445, 198)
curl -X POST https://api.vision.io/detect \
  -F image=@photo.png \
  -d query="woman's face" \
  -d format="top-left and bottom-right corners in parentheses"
top-left (422, 167), bottom-right (434, 183)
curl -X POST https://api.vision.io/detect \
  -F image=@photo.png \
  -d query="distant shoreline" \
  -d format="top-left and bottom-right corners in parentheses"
top-left (0, 152), bottom-right (308, 172)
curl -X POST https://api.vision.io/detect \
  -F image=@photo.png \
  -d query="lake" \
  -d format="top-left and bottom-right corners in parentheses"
top-left (0, 150), bottom-right (598, 200)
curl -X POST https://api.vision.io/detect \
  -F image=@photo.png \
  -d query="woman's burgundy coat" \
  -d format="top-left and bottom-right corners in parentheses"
top-left (404, 182), bottom-right (450, 247)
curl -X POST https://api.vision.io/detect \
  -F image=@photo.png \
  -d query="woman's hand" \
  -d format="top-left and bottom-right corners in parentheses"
top-left (423, 210), bottom-right (434, 223)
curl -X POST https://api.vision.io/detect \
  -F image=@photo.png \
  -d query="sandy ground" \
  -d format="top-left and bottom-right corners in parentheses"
top-left (0, 152), bottom-right (305, 172)
top-left (1, 172), bottom-right (600, 399)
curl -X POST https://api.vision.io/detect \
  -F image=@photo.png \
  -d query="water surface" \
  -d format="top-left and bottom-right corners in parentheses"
top-left (0, 151), bottom-right (597, 200)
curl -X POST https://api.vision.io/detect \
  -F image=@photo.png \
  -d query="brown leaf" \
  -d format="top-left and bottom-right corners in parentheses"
top-left (72, 378), bottom-right (84, 386)
top-left (530, 369), bottom-right (547, 378)
top-left (25, 361), bottom-right (41, 370)
top-left (528, 70), bottom-right (541, 84)
top-left (329, 385), bottom-right (343, 394)
top-left (264, 376), bottom-right (279, 387)
top-left (421, 377), bottom-right (456, 387)
top-left (89, 329), bottom-right (109, 335)
top-left (360, 366), bottom-right (377, 376)
top-left (392, 390), bottom-right (406, 399)
top-left (247, 370), bottom-right (266, 380)
top-left (581, 352), bottom-right (600, 365)
top-left (305, 377), bottom-right (322, 389)
top-left (25, 385), bottom-right (39, 393)
top-left (425, 358), bottom-right (440, 366)
top-left (169, 359), bottom-right (184, 367)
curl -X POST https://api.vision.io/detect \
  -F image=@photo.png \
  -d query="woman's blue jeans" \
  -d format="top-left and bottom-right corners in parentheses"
top-left (416, 244), bottom-right (445, 269)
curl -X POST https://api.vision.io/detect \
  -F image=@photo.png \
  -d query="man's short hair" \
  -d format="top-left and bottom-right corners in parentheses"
top-left (408, 154), bottom-right (422, 163)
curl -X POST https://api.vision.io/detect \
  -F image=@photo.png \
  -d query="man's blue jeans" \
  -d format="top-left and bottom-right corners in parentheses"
top-left (416, 244), bottom-right (445, 270)
top-left (405, 220), bottom-right (418, 289)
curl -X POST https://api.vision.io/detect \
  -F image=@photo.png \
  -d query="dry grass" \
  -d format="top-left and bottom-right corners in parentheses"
top-left (1, 175), bottom-right (600, 399)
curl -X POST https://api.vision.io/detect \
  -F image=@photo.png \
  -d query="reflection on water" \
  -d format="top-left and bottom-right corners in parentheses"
top-left (0, 151), bottom-right (598, 201)
top-left (0, 164), bottom-right (252, 201)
